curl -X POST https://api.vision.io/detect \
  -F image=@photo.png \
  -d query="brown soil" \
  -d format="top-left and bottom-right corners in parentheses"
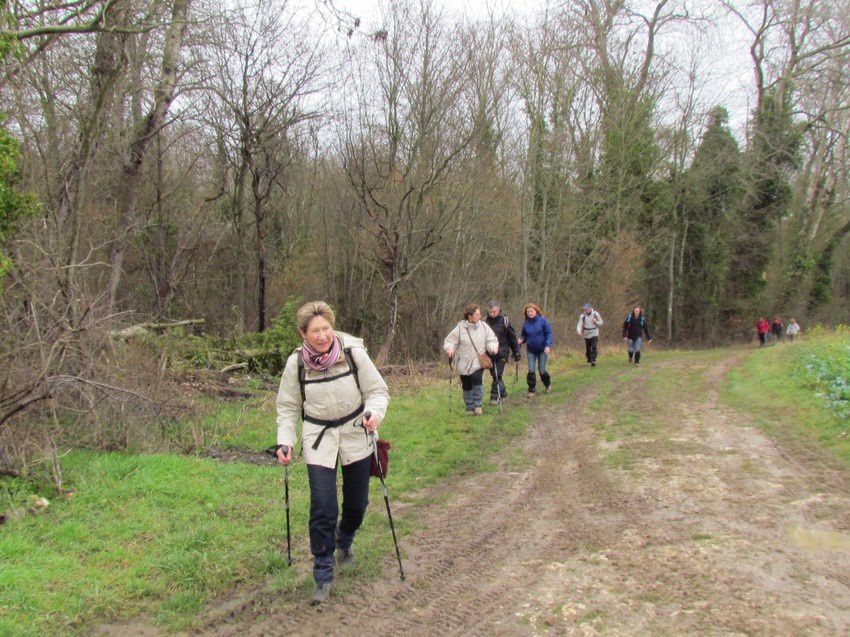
top-left (194, 353), bottom-right (850, 635)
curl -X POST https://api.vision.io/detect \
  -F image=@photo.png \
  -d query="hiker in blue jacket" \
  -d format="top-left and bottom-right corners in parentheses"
top-left (517, 303), bottom-right (553, 397)
top-left (622, 305), bottom-right (652, 365)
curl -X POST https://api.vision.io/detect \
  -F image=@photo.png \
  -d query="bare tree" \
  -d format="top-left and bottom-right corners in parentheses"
top-left (202, 0), bottom-right (323, 331)
top-left (340, 0), bottom-right (476, 364)
top-left (105, 0), bottom-right (190, 313)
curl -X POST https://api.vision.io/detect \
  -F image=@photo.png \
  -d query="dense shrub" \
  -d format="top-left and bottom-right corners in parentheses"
top-left (797, 326), bottom-right (850, 422)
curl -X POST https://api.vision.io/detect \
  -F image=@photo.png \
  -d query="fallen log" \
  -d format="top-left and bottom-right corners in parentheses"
top-left (110, 319), bottom-right (205, 340)
top-left (220, 362), bottom-right (249, 374)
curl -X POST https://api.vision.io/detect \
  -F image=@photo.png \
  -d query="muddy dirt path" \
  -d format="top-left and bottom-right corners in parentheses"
top-left (202, 353), bottom-right (850, 636)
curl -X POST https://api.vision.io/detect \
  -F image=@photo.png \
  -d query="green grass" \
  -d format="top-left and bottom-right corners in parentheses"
top-left (0, 359), bottom-right (599, 634)
top-left (722, 329), bottom-right (850, 466)
top-left (185, 395), bottom-right (273, 451)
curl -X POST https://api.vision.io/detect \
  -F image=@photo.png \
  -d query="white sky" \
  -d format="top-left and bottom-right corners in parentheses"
top-left (326, 0), bottom-right (757, 139)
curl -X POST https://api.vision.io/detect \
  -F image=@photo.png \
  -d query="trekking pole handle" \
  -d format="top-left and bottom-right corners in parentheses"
top-left (265, 444), bottom-right (290, 457)
top-left (361, 411), bottom-right (377, 435)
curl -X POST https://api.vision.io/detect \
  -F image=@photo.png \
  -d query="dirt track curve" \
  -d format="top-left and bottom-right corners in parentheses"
top-left (201, 352), bottom-right (850, 636)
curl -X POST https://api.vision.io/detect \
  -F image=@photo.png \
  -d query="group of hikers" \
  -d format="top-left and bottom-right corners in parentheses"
top-left (441, 301), bottom-right (651, 413)
top-left (754, 316), bottom-right (801, 347)
top-left (273, 299), bottom-right (653, 603)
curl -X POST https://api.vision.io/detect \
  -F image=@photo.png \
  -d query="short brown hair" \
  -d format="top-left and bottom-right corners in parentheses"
top-left (463, 303), bottom-right (482, 320)
top-left (296, 301), bottom-right (336, 333)
top-left (523, 303), bottom-right (543, 318)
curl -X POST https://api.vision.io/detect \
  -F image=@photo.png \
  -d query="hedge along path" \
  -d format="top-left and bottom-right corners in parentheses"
top-left (201, 349), bottom-right (850, 636)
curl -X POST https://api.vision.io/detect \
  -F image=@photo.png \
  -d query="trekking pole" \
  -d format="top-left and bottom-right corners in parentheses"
top-left (495, 358), bottom-right (504, 416)
top-left (265, 445), bottom-right (293, 566)
top-left (363, 412), bottom-right (406, 581)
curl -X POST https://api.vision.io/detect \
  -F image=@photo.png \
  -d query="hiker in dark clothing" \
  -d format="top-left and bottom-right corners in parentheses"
top-left (484, 301), bottom-right (521, 405)
top-left (771, 317), bottom-right (783, 343)
top-left (622, 306), bottom-right (652, 365)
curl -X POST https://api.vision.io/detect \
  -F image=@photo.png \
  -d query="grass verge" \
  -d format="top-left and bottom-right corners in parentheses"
top-left (721, 329), bottom-right (850, 467)
top-left (0, 355), bottom-right (597, 634)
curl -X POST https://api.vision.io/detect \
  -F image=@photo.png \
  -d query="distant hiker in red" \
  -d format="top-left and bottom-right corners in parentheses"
top-left (755, 317), bottom-right (770, 347)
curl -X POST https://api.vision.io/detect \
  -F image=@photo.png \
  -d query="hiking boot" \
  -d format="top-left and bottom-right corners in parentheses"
top-left (526, 391), bottom-right (536, 398)
top-left (489, 399), bottom-right (500, 406)
top-left (311, 581), bottom-right (333, 605)
top-left (336, 546), bottom-right (354, 566)
top-left (466, 409), bottom-right (475, 416)
top-left (474, 407), bottom-right (483, 416)
top-left (545, 385), bottom-right (551, 394)
top-left (590, 361), bottom-right (596, 367)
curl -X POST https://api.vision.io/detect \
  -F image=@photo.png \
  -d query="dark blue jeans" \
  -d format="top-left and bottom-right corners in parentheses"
top-left (306, 455), bottom-right (371, 584)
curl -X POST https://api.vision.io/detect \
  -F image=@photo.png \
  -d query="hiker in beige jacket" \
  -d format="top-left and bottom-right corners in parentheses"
top-left (274, 301), bottom-right (389, 604)
top-left (443, 303), bottom-right (499, 415)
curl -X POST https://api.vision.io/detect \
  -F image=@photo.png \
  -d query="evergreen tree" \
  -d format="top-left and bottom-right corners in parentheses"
top-left (726, 89), bottom-right (801, 316)
top-left (681, 107), bottom-right (742, 338)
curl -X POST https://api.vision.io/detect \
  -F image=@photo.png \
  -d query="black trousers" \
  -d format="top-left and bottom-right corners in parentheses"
top-left (306, 455), bottom-right (371, 583)
top-left (460, 368), bottom-right (485, 391)
top-left (585, 336), bottom-right (598, 363)
top-left (489, 357), bottom-right (507, 398)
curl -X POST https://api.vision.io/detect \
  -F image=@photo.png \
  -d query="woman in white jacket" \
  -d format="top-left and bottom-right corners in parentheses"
top-left (443, 303), bottom-right (499, 415)
top-left (275, 301), bottom-right (389, 604)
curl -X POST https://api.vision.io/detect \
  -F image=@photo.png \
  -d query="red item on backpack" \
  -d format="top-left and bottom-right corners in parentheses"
top-left (371, 438), bottom-right (390, 478)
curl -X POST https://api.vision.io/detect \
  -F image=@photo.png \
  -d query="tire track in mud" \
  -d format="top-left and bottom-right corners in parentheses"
top-left (202, 378), bottom-right (644, 636)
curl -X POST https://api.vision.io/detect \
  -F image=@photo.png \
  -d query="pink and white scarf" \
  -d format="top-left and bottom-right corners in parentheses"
top-left (301, 334), bottom-right (342, 371)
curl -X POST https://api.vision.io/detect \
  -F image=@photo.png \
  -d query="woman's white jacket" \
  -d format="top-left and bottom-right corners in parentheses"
top-left (275, 332), bottom-right (389, 468)
top-left (443, 320), bottom-right (499, 376)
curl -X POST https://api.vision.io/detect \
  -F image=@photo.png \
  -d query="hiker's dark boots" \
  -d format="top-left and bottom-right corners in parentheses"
top-left (541, 371), bottom-right (551, 393)
top-left (634, 351), bottom-right (641, 365)
top-left (526, 371), bottom-right (537, 394)
top-left (311, 581), bottom-right (333, 604)
top-left (337, 546), bottom-right (354, 566)
top-left (628, 352), bottom-right (633, 363)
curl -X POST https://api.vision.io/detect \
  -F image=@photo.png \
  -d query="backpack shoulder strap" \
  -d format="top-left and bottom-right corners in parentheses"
top-left (345, 347), bottom-right (361, 393)
top-left (296, 354), bottom-right (306, 403)
top-left (296, 354), bottom-right (306, 421)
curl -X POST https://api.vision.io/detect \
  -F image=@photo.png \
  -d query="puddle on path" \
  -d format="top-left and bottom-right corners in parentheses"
top-left (788, 525), bottom-right (850, 551)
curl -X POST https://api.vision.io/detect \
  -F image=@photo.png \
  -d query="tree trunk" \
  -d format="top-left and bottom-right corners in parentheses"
top-left (256, 199), bottom-right (267, 333)
top-left (667, 228), bottom-right (675, 341)
top-left (107, 0), bottom-right (189, 312)
top-left (376, 282), bottom-right (400, 366)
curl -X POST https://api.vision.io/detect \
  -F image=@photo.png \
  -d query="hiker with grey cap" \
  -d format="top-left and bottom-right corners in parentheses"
top-left (443, 303), bottom-right (499, 415)
top-left (484, 301), bottom-right (520, 405)
top-left (274, 301), bottom-right (389, 604)
top-left (576, 303), bottom-right (603, 366)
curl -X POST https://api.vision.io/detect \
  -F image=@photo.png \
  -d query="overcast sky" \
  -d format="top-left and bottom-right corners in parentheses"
top-left (311, 0), bottom-right (757, 139)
